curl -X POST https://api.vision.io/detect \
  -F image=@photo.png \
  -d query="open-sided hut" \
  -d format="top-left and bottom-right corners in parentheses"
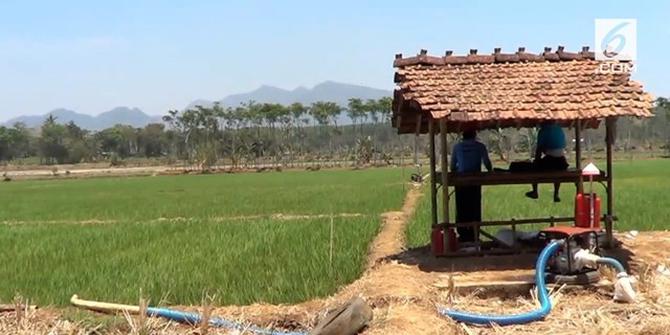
top-left (392, 46), bottom-right (654, 256)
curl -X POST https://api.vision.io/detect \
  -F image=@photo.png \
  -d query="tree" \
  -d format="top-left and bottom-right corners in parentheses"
top-left (96, 125), bottom-right (137, 158)
top-left (63, 121), bottom-right (95, 163)
top-left (347, 98), bottom-right (365, 135)
top-left (0, 123), bottom-right (33, 162)
top-left (138, 123), bottom-right (168, 157)
top-left (310, 101), bottom-right (342, 155)
top-left (656, 98), bottom-right (670, 155)
top-left (38, 115), bottom-right (68, 164)
top-left (289, 102), bottom-right (308, 159)
top-left (377, 97), bottom-right (393, 124)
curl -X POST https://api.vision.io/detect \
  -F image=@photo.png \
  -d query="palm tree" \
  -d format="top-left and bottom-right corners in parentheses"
top-left (347, 98), bottom-right (365, 136)
top-left (289, 102), bottom-right (307, 159)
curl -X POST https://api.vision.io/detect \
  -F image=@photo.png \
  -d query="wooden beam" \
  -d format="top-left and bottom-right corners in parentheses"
top-left (575, 119), bottom-right (583, 193)
top-left (605, 117), bottom-right (615, 247)
top-left (439, 118), bottom-right (450, 251)
top-left (441, 216), bottom-right (576, 228)
top-left (429, 120), bottom-right (438, 227)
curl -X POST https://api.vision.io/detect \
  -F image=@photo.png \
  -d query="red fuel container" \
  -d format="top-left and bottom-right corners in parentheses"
top-left (431, 227), bottom-right (444, 256)
top-left (575, 193), bottom-right (601, 228)
top-left (431, 227), bottom-right (458, 256)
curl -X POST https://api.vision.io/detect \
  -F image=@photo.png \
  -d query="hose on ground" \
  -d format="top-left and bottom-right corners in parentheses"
top-left (438, 240), bottom-right (563, 326)
top-left (147, 307), bottom-right (307, 335)
top-left (596, 257), bottom-right (626, 273)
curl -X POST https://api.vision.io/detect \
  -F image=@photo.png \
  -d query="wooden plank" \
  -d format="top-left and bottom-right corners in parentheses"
top-left (454, 279), bottom-right (613, 296)
top-left (441, 170), bottom-right (606, 187)
top-left (442, 217), bottom-right (574, 228)
top-left (438, 215), bottom-right (616, 229)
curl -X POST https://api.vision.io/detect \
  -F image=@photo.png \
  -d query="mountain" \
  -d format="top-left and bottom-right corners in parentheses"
top-left (4, 107), bottom-right (160, 130)
top-left (185, 81), bottom-right (391, 110)
top-left (96, 107), bottom-right (158, 128)
top-left (3, 81), bottom-right (391, 130)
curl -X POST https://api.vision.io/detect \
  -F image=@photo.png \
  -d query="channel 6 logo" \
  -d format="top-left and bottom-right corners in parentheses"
top-left (595, 19), bottom-right (637, 61)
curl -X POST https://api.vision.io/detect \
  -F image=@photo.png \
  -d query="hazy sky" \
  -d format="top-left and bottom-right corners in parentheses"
top-left (1, 0), bottom-right (668, 121)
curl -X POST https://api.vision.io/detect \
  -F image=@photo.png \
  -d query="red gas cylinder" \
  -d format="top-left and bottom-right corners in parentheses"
top-left (431, 227), bottom-right (444, 256)
top-left (431, 227), bottom-right (458, 256)
top-left (575, 193), bottom-right (601, 228)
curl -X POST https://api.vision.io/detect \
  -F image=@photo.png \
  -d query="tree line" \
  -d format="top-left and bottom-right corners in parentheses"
top-left (1, 97), bottom-right (669, 168)
top-left (0, 98), bottom-right (398, 167)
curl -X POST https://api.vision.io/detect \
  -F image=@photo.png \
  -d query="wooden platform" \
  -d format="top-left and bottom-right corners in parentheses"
top-left (442, 170), bottom-right (606, 187)
top-left (433, 269), bottom-right (613, 297)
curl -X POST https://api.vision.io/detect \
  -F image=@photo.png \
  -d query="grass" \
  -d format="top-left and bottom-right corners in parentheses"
top-left (407, 159), bottom-right (670, 248)
top-left (0, 168), bottom-right (407, 306)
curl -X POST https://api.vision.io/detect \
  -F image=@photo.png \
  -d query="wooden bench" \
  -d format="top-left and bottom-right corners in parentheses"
top-left (438, 169), bottom-right (607, 187)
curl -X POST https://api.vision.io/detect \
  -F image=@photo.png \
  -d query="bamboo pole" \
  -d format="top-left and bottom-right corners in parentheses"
top-left (605, 117), bottom-right (615, 247)
top-left (575, 120), bottom-right (583, 193)
top-left (70, 294), bottom-right (140, 314)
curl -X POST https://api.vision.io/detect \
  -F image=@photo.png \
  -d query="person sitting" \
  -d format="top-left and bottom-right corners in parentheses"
top-left (525, 121), bottom-right (569, 202)
top-left (450, 129), bottom-right (492, 243)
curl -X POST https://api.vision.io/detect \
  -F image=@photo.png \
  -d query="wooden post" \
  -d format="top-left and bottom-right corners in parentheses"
top-left (439, 119), bottom-right (450, 225)
top-left (605, 117), bottom-right (615, 247)
top-left (414, 114), bottom-right (422, 168)
top-left (429, 120), bottom-right (438, 227)
top-left (575, 120), bottom-right (583, 193)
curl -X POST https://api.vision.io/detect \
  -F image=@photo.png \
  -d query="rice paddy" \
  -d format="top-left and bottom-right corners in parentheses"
top-left (0, 168), bottom-right (407, 306)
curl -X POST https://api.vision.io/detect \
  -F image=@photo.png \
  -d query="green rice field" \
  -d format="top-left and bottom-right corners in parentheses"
top-left (0, 169), bottom-right (407, 306)
top-left (2, 159), bottom-right (668, 308)
top-left (407, 159), bottom-right (670, 248)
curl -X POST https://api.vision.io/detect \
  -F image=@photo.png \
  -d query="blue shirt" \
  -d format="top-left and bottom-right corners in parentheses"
top-left (537, 124), bottom-right (566, 150)
top-left (451, 139), bottom-right (492, 173)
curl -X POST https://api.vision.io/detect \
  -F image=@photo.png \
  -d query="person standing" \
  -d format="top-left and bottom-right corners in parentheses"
top-left (525, 121), bottom-right (569, 202)
top-left (450, 129), bottom-right (492, 243)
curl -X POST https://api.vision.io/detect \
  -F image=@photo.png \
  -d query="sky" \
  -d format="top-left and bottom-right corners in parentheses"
top-left (1, 0), bottom-right (669, 121)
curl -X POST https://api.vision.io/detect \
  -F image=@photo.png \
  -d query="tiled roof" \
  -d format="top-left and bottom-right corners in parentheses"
top-left (392, 47), bottom-right (654, 133)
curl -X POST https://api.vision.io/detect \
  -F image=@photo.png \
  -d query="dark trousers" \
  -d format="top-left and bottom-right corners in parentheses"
top-left (455, 186), bottom-right (481, 242)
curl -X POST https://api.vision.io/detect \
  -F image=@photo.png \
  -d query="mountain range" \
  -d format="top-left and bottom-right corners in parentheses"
top-left (4, 107), bottom-right (161, 131)
top-left (4, 81), bottom-right (391, 130)
top-left (185, 81), bottom-right (390, 110)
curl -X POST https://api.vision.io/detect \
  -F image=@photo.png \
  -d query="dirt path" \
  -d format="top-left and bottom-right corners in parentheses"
top-left (366, 185), bottom-right (422, 268)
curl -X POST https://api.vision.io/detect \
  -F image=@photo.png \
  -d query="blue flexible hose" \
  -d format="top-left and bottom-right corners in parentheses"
top-left (438, 240), bottom-right (563, 326)
top-left (596, 257), bottom-right (625, 273)
top-left (147, 307), bottom-right (307, 335)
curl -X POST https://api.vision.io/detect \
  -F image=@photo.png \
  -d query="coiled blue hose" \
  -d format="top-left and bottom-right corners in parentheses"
top-left (147, 307), bottom-right (307, 335)
top-left (438, 240), bottom-right (563, 326)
